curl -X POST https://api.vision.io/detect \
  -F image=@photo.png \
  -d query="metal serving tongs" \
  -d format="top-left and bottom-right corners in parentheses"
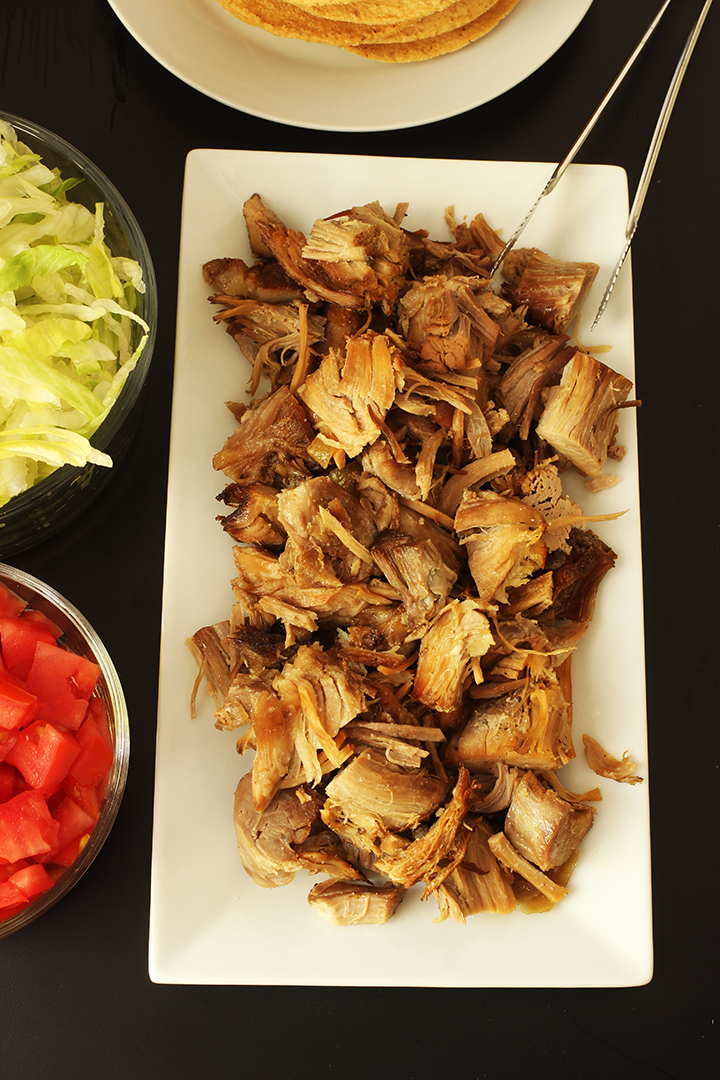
top-left (490, 0), bottom-right (714, 329)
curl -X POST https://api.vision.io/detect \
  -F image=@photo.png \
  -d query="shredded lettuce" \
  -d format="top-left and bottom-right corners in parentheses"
top-left (0, 119), bottom-right (150, 508)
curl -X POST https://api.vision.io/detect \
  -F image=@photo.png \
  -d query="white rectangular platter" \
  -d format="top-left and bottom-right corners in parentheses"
top-left (150, 150), bottom-right (653, 986)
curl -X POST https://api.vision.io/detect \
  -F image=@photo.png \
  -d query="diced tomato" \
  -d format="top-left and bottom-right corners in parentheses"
top-left (25, 642), bottom-right (100, 731)
top-left (0, 789), bottom-right (60, 862)
top-left (0, 595), bottom-right (117, 924)
top-left (0, 670), bottom-right (40, 731)
top-left (21, 609), bottom-right (62, 641)
top-left (0, 729), bottom-right (18, 764)
top-left (9, 861), bottom-right (55, 900)
top-left (62, 777), bottom-right (102, 822)
top-left (51, 795), bottom-right (95, 851)
top-left (5, 721), bottom-right (81, 795)
top-left (0, 878), bottom-right (28, 910)
top-left (87, 697), bottom-right (112, 746)
top-left (36, 795), bottom-right (94, 867)
top-left (0, 582), bottom-right (26, 619)
top-left (0, 761), bottom-right (17, 803)
top-left (0, 858), bottom-right (29, 882)
top-left (48, 833), bottom-right (88, 868)
top-left (66, 708), bottom-right (114, 789)
top-left (0, 614), bottom-right (59, 681)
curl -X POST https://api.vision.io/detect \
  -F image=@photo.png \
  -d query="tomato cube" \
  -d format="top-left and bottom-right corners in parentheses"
top-left (0, 582), bottom-right (26, 619)
top-left (0, 858), bottom-right (28, 882)
top-left (62, 779), bottom-right (101, 822)
top-left (52, 795), bottom-right (95, 850)
top-left (21, 609), bottom-right (62, 641)
top-left (4, 721), bottom-right (81, 795)
top-left (67, 708), bottom-right (114, 789)
top-left (48, 834), bottom-right (88, 868)
top-left (0, 878), bottom-right (28, 910)
top-left (25, 642), bottom-right (100, 731)
top-left (0, 790), bottom-right (60, 861)
top-left (9, 862), bottom-right (54, 901)
top-left (0, 730), bottom-right (19, 764)
top-left (0, 671), bottom-right (40, 731)
top-left (0, 762), bottom-right (16, 804)
top-left (36, 795), bottom-right (95, 867)
top-left (87, 697), bottom-right (112, 745)
top-left (0, 614), bottom-right (59, 681)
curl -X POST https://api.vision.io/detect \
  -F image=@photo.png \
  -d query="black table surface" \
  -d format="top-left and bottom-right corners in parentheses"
top-left (1, 1), bottom-right (718, 1076)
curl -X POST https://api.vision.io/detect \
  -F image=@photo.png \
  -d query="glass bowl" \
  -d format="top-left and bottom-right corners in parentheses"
top-left (0, 111), bottom-right (158, 557)
top-left (0, 563), bottom-right (129, 937)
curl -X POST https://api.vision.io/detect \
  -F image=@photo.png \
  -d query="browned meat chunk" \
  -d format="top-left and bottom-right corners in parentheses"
top-left (434, 817), bottom-right (516, 921)
top-left (243, 193), bottom-right (286, 259)
top-left (445, 209), bottom-right (505, 265)
top-left (503, 770), bottom-right (594, 871)
top-left (227, 625), bottom-right (287, 677)
top-left (375, 767), bottom-right (474, 897)
top-left (244, 195), bottom-right (367, 309)
top-left (498, 338), bottom-right (574, 441)
top-left (294, 830), bottom-right (366, 882)
top-left (502, 247), bottom-right (598, 334)
top-left (302, 201), bottom-right (411, 313)
top-left (208, 298), bottom-right (326, 395)
top-left (397, 274), bottom-right (500, 371)
top-left (307, 879), bottom-right (404, 925)
top-left (215, 670), bottom-right (276, 732)
top-left (551, 527), bottom-right (617, 622)
top-left (412, 599), bottom-right (494, 718)
top-left (361, 439), bottom-right (421, 501)
top-left (436, 448), bottom-right (516, 518)
top-left (203, 256), bottom-right (305, 303)
top-left (213, 385), bottom-right (313, 484)
top-left (233, 773), bottom-right (323, 888)
top-left (343, 718), bottom-right (445, 770)
top-left (397, 503), bottom-right (464, 576)
top-left (536, 349), bottom-right (633, 478)
top-left (487, 831), bottom-right (569, 904)
top-left (259, 645), bottom-right (366, 807)
top-left (323, 749), bottom-right (449, 836)
top-left (227, 645), bottom-right (366, 811)
top-left (188, 622), bottom-right (235, 714)
top-left (278, 476), bottom-right (378, 586)
top-left (372, 530), bottom-right (457, 637)
top-left (446, 669), bottom-right (574, 772)
top-left (216, 482), bottom-right (285, 546)
top-left (232, 544), bottom-right (396, 634)
top-left (300, 332), bottom-right (403, 464)
top-left (320, 303), bottom-right (369, 354)
top-left (455, 490), bottom-right (546, 607)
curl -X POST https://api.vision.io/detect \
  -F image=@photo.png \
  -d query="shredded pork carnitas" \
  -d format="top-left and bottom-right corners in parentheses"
top-left (190, 195), bottom-right (643, 926)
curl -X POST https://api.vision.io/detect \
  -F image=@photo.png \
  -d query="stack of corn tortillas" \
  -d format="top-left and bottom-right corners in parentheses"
top-left (215, 0), bottom-right (521, 62)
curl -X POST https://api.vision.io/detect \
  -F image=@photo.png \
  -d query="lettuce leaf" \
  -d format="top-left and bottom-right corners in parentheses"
top-left (0, 119), bottom-right (149, 508)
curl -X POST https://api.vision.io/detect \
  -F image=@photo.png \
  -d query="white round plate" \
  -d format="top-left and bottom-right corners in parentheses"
top-left (108, 0), bottom-right (594, 132)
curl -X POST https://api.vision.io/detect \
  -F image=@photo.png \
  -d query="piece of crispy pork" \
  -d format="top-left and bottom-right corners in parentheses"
top-left (307, 879), bottom-right (405, 925)
top-left (501, 247), bottom-right (599, 334)
top-left (503, 770), bottom-right (595, 871)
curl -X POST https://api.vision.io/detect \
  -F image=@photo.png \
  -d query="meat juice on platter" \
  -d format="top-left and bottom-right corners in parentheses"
top-left (189, 195), bottom-right (643, 927)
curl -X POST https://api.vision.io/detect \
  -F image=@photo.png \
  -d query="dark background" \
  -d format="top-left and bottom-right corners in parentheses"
top-left (1, 1), bottom-right (718, 1076)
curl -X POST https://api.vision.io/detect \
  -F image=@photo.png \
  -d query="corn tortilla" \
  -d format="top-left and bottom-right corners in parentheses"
top-left (295, 0), bottom-right (459, 25)
top-left (215, 0), bottom-right (420, 45)
top-left (353, 0), bottom-right (500, 45)
top-left (345, 0), bottom-right (520, 61)
top-left (214, 0), bottom-right (521, 59)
